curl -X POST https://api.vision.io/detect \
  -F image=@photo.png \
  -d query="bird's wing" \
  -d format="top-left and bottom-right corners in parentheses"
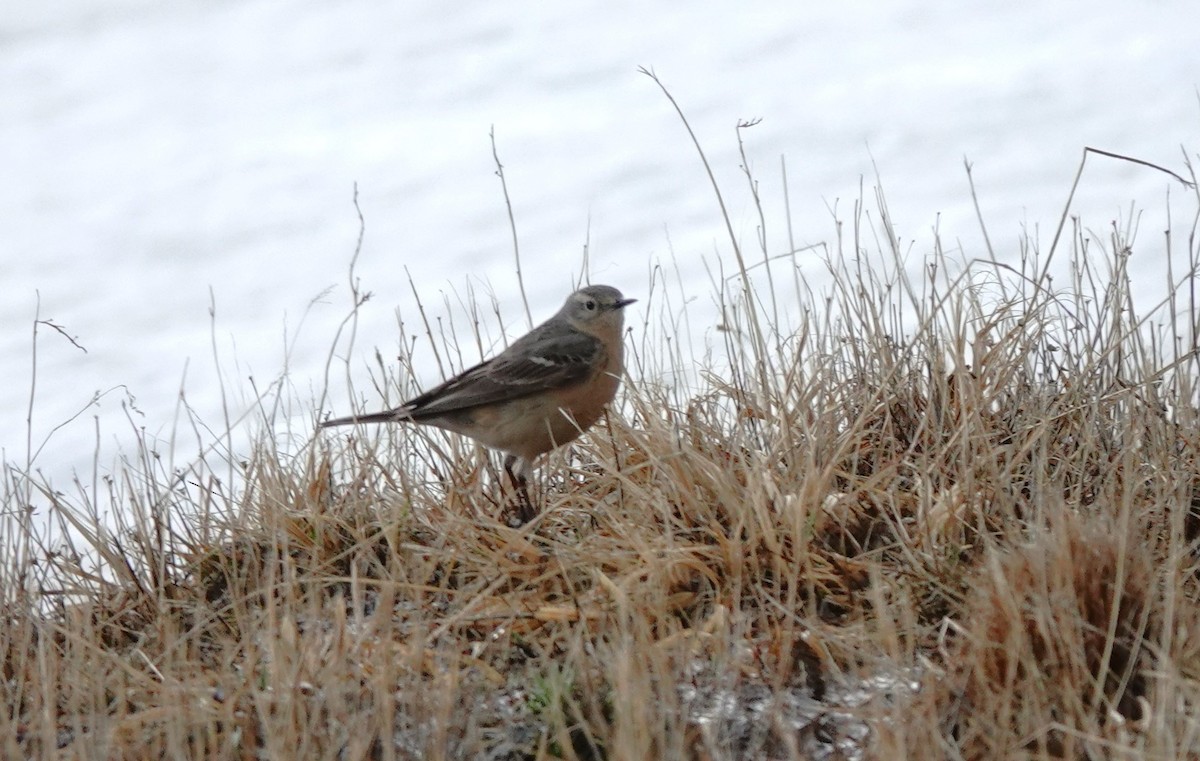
top-left (404, 328), bottom-right (603, 418)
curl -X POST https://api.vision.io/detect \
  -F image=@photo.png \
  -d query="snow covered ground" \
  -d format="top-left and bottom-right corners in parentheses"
top-left (3, 0), bottom-right (1198, 491)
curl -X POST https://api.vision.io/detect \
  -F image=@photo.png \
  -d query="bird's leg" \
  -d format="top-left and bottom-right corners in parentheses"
top-left (503, 455), bottom-right (537, 524)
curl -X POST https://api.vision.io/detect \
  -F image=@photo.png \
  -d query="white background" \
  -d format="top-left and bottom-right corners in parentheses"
top-left (3, 0), bottom-right (1198, 492)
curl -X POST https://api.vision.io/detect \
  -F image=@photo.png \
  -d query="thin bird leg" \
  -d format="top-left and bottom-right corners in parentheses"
top-left (503, 455), bottom-right (537, 524)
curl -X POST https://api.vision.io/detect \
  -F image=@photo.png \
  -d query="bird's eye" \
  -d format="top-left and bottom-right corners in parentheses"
top-left (584, 300), bottom-right (597, 311)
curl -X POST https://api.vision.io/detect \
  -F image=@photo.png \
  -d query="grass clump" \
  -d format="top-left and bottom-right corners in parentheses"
top-left (5, 130), bottom-right (1200, 758)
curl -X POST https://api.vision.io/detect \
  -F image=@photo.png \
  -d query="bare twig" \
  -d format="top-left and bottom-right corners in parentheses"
top-left (490, 126), bottom-right (532, 329)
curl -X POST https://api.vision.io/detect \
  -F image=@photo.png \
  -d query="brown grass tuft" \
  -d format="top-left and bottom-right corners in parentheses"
top-left (5, 119), bottom-right (1200, 759)
top-left (939, 511), bottom-right (1158, 758)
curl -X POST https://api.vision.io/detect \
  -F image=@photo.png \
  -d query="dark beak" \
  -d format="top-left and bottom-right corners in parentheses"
top-left (614, 298), bottom-right (637, 310)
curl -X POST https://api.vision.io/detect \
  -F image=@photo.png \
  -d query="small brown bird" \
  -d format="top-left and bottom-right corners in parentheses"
top-left (320, 284), bottom-right (635, 522)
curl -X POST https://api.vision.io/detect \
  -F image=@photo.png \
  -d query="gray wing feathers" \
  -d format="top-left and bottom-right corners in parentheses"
top-left (403, 328), bottom-right (602, 419)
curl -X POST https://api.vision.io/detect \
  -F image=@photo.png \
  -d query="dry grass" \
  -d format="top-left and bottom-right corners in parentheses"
top-left (6, 127), bottom-right (1200, 758)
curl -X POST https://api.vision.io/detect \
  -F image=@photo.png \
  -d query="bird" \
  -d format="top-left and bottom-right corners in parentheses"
top-left (320, 284), bottom-right (635, 523)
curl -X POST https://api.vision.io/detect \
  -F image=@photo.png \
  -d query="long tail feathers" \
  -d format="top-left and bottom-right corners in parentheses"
top-left (318, 409), bottom-right (405, 428)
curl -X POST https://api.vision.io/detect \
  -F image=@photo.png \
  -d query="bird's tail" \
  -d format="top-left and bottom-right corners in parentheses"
top-left (319, 409), bottom-right (405, 428)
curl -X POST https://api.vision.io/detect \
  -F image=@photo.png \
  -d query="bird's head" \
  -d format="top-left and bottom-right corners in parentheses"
top-left (561, 285), bottom-right (636, 332)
